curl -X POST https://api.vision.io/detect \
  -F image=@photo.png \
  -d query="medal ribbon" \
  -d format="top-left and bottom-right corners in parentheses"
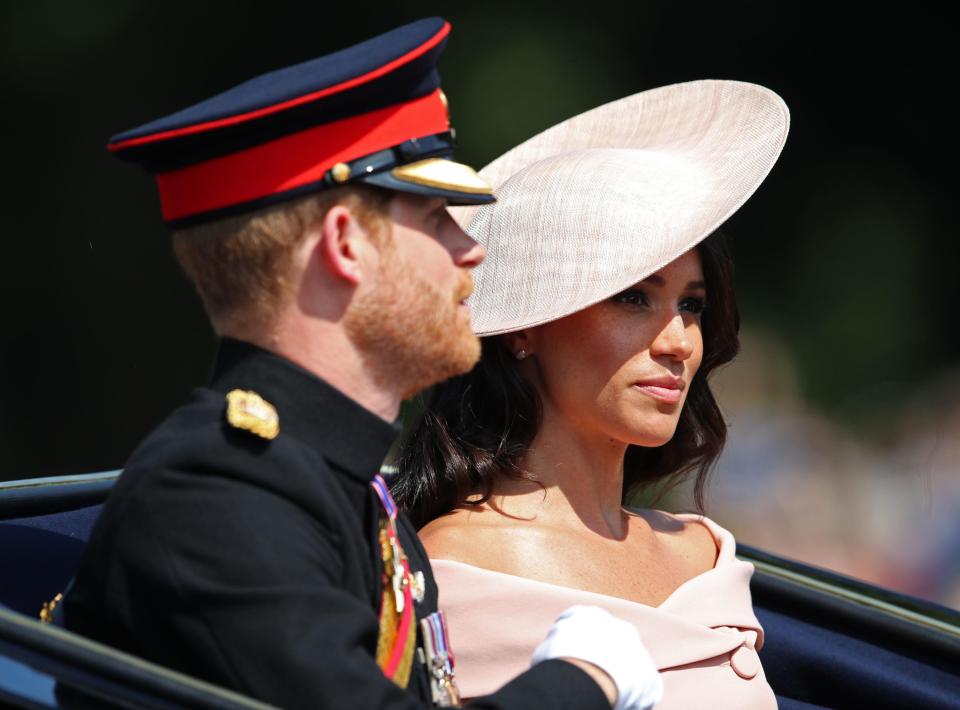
top-left (370, 474), bottom-right (398, 518)
top-left (371, 474), bottom-right (415, 683)
top-left (424, 610), bottom-right (455, 668)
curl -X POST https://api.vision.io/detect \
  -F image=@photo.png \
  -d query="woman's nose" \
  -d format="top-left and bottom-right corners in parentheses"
top-left (650, 314), bottom-right (694, 360)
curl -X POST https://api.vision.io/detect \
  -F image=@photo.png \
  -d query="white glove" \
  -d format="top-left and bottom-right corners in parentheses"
top-left (531, 605), bottom-right (663, 710)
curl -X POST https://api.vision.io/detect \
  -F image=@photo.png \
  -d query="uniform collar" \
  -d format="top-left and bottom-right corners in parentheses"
top-left (209, 338), bottom-right (400, 482)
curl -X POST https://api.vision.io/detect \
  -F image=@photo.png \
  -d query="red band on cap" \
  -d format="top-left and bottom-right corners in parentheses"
top-left (110, 22), bottom-right (450, 151)
top-left (155, 89), bottom-right (449, 222)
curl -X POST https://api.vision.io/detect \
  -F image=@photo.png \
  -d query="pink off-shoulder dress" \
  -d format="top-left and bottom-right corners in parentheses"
top-left (431, 515), bottom-right (776, 709)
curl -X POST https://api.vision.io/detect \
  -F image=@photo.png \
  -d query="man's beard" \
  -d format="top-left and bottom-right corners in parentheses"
top-left (344, 251), bottom-right (480, 400)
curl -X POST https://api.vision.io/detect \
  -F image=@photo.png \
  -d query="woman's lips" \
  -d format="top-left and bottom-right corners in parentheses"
top-left (632, 377), bottom-right (685, 404)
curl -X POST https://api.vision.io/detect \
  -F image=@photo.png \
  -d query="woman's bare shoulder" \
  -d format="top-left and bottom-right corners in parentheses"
top-left (419, 508), bottom-right (499, 563)
top-left (418, 507), bottom-right (549, 570)
top-left (629, 508), bottom-right (719, 571)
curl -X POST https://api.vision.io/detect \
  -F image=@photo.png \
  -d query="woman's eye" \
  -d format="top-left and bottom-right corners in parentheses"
top-left (612, 289), bottom-right (649, 307)
top-left (680, 297), bottom-right (707, 316)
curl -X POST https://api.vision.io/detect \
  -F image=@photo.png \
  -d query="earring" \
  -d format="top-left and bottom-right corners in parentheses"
top-left (515, 349), bottom-right (528, 361)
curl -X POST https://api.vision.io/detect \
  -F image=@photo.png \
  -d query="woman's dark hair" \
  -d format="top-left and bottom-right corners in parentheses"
top-left (393, 232), bottom-right (739, 529)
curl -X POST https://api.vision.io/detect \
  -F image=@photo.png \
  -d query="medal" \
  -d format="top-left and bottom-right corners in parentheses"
top-left (421, 610), bottom-right (461, 707)
top-left (391, 536), bottom-right (407, 613)
top-left (371, 474), bottom-right (416, 688)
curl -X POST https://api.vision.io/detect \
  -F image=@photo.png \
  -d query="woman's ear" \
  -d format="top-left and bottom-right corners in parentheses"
top-left (503, 330), bottom-right (533, 361)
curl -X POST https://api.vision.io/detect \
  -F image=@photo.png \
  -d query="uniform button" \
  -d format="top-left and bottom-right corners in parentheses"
top-left (730, 645), bottom-right (759, 680)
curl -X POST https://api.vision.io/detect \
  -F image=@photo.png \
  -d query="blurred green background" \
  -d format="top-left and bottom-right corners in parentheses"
top-left (2, 2), bottom-right (957, 606)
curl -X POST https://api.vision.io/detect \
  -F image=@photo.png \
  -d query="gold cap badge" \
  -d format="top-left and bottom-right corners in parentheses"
top-left (225, 389), bottom-right (279, 440)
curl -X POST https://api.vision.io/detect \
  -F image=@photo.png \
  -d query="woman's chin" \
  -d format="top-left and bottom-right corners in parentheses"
top-left (622, 423), bottom-right (679, 448)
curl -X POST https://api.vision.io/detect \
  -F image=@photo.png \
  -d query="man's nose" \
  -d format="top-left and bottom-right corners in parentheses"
top-left (450, 221), bottom-right (486, 269)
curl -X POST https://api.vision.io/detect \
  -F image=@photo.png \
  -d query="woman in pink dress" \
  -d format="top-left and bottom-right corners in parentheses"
top-left (393, 80), bottom-right (789, 709)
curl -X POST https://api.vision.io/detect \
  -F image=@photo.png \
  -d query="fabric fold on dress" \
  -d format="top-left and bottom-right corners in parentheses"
top-left (431, 515), bottom-right (776, 709)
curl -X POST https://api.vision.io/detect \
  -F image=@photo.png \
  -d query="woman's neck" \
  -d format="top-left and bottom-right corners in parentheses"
top-left (489, 406), bottom-right (630, 539)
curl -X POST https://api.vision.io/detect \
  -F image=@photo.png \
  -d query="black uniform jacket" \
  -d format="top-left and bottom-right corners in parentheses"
top-left (64, 339), bottom-right (607, 710)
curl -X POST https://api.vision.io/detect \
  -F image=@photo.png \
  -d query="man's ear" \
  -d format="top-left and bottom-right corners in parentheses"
top-left (316, 204), bottom-right (367, 285)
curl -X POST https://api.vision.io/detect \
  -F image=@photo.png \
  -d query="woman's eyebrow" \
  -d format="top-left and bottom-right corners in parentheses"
top-left (641, 274), bottom-right (706, 290)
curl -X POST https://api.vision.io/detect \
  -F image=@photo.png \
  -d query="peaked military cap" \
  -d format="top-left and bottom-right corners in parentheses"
top-left (108, 17), bottom-right (494, 227)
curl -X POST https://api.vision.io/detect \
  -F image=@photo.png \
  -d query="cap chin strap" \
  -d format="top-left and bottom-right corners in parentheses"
top-left (325, 131), bottom-right (495, 205)
top-left (324, 131), bottom-right (456, 186)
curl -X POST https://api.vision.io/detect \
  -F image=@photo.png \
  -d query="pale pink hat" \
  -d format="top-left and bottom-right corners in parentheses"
top-left (451, 80), bottom-right (789, 336)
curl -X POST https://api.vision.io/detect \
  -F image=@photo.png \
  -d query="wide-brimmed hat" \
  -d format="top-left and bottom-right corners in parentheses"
top-left (452, 80), bottom-right (789, 336)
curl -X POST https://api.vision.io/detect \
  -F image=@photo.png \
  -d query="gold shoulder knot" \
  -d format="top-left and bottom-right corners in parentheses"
top-left (225, 389), bottom-right (280, 440)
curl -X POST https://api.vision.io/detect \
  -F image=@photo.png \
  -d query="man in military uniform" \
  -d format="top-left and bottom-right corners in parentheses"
top-left (63, 17), bottom-right (661, 710)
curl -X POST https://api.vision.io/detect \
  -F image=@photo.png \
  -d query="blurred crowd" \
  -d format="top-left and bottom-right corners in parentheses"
top-left (699, 330), bottom-right (960, 609)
